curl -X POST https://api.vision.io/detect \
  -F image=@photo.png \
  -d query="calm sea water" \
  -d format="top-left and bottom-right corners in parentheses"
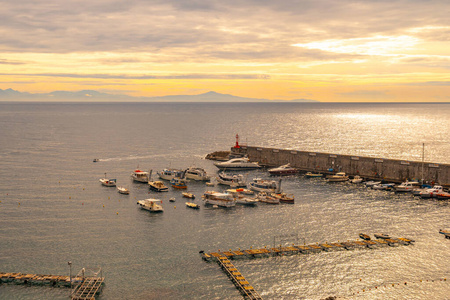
top-left (0, 102), bottom-right (449, 300)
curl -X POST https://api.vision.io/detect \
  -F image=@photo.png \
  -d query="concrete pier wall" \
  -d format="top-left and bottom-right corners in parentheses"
top-left (232, 146), bottom-right (450, 187)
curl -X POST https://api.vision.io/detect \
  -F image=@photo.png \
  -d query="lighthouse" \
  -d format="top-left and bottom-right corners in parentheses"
top-left (234, 134), bottom-right (240, 149)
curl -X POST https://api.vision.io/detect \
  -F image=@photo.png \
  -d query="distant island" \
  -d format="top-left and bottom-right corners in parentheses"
top-left (0, 88), bottom-right (319, 103)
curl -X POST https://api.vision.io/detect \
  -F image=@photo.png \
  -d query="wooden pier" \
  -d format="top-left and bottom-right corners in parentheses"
top-left (201, 235), bottom-right (414, 299)
top-left (0, 267), bottom-right (105, 300)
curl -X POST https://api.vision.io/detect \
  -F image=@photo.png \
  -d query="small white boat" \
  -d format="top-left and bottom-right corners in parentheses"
top-left (213, 157), bottom-right (261, 171)
top-left (182, 192), bottom-right (195, 199)
top-left (270, 192), bottom-right (294, 204)
top-left (372, 183), bottom-right (395, 190)
top-left (395, 181), bottom-right (420, 192)
top-left (419, 185), bottom-right (444, 198)
top-left (256, 192), bottom-right (280, 204)
top-left (248, 178), bottom-right (279, 192)
top-left (169, 197), bottom-right (176, 202)
top-left (148, 180), bottom-right (169, 192)
top-left (374, 233), bottom-right (391, 239)
top-left (268, 163), bottom-right (298, 176)
top-left (202, 191), bottom-right (236, 207)
top-left (365, 181), bottom-right (381, 187)
top-left (216, 172), bottom-right (247, 187)
top-left (131, 168), bottom-right (150, 183)
top-left (184, 167), bottom-right (210, 181)
top-left (226, 189), bottom-right (258, 206)
top-left (157, 168), bottom-right (182, 181)
top-left (327, 172), bottom-right (349, 182)
top-left (350, 175), bottom-right (363, 183)
top-left (99, 174), bottom-right (116, 187)
top-left (117, 186), bottom-right (130, 194)
top-left (137, 199), bottom-right (164, 212)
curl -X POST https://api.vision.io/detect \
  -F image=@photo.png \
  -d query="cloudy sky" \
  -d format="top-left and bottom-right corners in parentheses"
top-left (1, 0), bottom-right (450, 101)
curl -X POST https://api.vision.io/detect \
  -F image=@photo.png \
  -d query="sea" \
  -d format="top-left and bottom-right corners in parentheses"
top-left (0, 102), bottom-right (449, 300)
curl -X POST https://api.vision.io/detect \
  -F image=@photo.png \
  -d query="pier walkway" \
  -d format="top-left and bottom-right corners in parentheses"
top-left (70, 267), bottom-right (104, 300)
top-left (201, 235), bottom-right (414, 299)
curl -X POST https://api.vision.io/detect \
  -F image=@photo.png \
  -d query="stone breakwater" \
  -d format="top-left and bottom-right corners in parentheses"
top-left (208, 146), bottom-right (450, 188)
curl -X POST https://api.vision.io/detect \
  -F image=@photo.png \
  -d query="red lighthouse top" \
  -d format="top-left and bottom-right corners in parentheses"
top-left (234, 134), bottom-right (240, 148)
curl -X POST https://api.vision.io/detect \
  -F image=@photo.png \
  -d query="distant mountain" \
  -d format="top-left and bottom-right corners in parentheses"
top-left (0, 88), bottom-right (319, 103)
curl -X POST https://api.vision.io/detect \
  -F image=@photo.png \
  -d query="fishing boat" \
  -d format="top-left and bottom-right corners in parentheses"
top-left (350, 175), bottom-right (363, 183)
top-left (359, 233), bottom-right (371, 241)
top-left (137, 199), bottom-right (164, 212)
top-left (157, 168), bottom-right (182, 180)
top-left (213, 157), bottom-right (261, 170)
top-left (268, 163), bottom-right (298, 176)
top-left (182, 192), bottom-right (195, 199)
top-left (131, 168), bottom-right (150, 183)
top-left (216, 172), bottom-right (247, 187)
top-left (117, 186), bottom-right (130, 194)
top-left (270, 192), bottom-right (294, 204)
top-left (248, 178), bottom-right (279, 192)
top-left (171, 177), bottom-right (187, 189)
top-left (256, 192), bottom-right (280, 204)
top-left (305, 172), bottom-right (323, 178)
top-left (184, 167), bottom-right (210, 181)
top-left (148, 180), bottom-right (169, 192)
top-left (202, 191), bottom-right (236, 207)
top-left (374, 233), bottom-right (391, 239)
top-left (395, 181), bottom-right (420, 192)
top-left (99, 174), bottom-right (116, 187)
top-left (419, 185), bottom-right (444, 198)
top-left (326, 172), bottom-right (349, 182)
top-left (226, 189), bottom-right (258, 206)
top-left (186, 202), bottom-right (200, 209)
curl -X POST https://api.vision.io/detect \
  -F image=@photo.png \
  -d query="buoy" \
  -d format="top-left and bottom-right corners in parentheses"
top-left (174, 206), bottom-right (176, 209)
top-left (103, 205), bottom-right (105, 208)
top-left (83, 188), bottom-right (85, 190)
top-left (116, 212), bottom-right (119, 215)
top-left (108, 196), bottom-right (110, 199)
top-left (82, 203), bottom-right (84, 205)
top-left (69, 196), bottom-right (71, 199)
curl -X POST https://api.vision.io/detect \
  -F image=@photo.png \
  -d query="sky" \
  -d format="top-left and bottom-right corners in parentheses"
top-left (1, 0), bottom-right (450, 102)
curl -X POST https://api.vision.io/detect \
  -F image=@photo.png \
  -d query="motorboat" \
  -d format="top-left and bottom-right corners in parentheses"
top-left (117, 186), bottom-right (130, 194)
top-left (137, 199), bottom-right (164, 212)
top-left (148, 180), bottom-right (169, 192)
top-left (248, 178), bottom-right (279, 192)
top-left (157, 168), bottom-right (182, 181)
top-left (202, 191), bottom-right (236, 207)
top-left (186, 202), bottom-right (200, 209)
top-left (268, 163), bottom-right (298, 176)
top-left (372, 183), bottom-right (395, 190)
top-left (350, 175), bottom-right (363, 183)
top-left (256, 192), bottom-right (280, 204)
top-left (270, 192), bottom-right (294, 204)
top-left (182, 192), bottom-right (195, 199)
top-left (184, 167), bottom-right (210, 181)
top-left (216, 172), bottom-right (247, 187)
top-left (411, 187), bottom-right (429, 196)
top-left (99, 174), bottom-right (116, 187)
top-left (419, 185), bottom-right (444, 198)
top-left (305, 172), bottom-right (323, 178)
top-left (213, 157), bottom-right (261, 171)
top-left (326, 172), bottom-right (349, 182)
top-left (439, 229), bottom-right (450, 239)
top-left (169, 198), bottom-right (176, 202)
top-left (359, 233), bottom-right (371, 241)
top-left (395, 181), bottom-right (420, 192)
top-left (374, 233), bottom-right (391, 239)
top-left (436, 191), bottom-right (450, 200)
top-left (170, 177), bottom-right (187, 189)
top-left (365, 181), bottom-right (381, 187)
top-left (226, 189), bottom-right (258, 206)
top-left (131, 168), bottom-right (150, 183)
top-left (93, 158), bottom-right (100, 162)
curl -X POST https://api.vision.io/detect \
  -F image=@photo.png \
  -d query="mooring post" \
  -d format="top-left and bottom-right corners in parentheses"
top-left (68, 261), bottom-right (72, 289)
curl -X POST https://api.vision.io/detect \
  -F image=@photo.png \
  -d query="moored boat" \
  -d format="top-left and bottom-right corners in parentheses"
top-left (184, 167), bottom-right (210, 181)
top-left (157, 168), bottom-right (182, 180)
top-left (213, 157), bottom-right (261, 170)
top-left (216, 172), bottom-right (247, 187)
top-left (270, 192), bottom-right (294, 204)
top-left (186, 202), bottom-right (200, 209)
top-left (131, 168), bottom-right (150, 183)
top-left (305, 172), bottom-right (323, 178)
top-left (350, 175), bottom-right (363, 183)
top-left (202, 191), bottom-right (236, 207)
top-left (419, 185), bottom-right (444, 198)
top-left (226, 189), bottom-right (258, 206)
top-left (256, 192), bottom-right (280, 204)
top-left (268, 163), bottom-right (298, 176)
top-left (436, 191), bottom-right (450, 200)
top-left (148, 180), bottom-right (169, 192)
top-left (248, 178), bottom-right (279, 192)
top-left (327, 172), bottom-right (349, 182)
top-left (117, 186), bottom-right (130, 194)
top-left (372, 183), bottom-right (395, 190)
top-left (395, 181), bottom-right (420, 192)
top-left (374, 233), bottom-right (391, 239)
top-left (182, 192), bottom-right (195, 199)
top-left (171, 177), bottom-right (187, 189)
top-left (359, 233), bottom-right (371, 240)
top-left (137, 199), bottom-right (164, 212)
top-left (99, 174), bottom-right (116, 187)
top-left (365, 180), bottom-right (381, 187)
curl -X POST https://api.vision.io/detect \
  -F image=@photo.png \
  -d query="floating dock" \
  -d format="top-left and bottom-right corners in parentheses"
top-left (201, 235), bottom-right (414, 299)
top-left (0, 272), bottom-right (72, 286)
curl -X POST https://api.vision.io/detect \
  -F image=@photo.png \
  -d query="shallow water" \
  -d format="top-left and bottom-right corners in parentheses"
top-left (0, 102), bottom-right (449, 299)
